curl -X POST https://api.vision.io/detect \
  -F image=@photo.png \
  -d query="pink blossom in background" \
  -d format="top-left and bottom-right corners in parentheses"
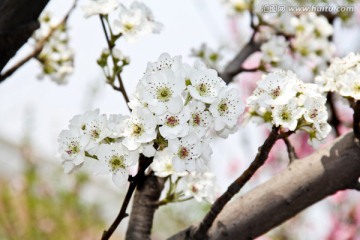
top-left (330, 190), bottom-right (348, 204)
top-left (226, 157), bottom-right (242, 178)
top-left (327, 217), bottom-right (358, 240)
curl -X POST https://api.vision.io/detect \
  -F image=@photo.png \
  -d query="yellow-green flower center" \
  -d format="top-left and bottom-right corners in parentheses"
top-left (353, 84), bottom-right (360, 94)
top-left (218, 100), bottom-right (229, 116)
top-left (157, 87), bottom-right (172, 102)
top-left (109, 156), bottom-right (125, 172)
top-left (124, 23), bottom-right (134, 32)
top-left (197, 83), bottom-right (208, 96)
top-left (132, 123), bottom-right (144, 136)
top-left (66, 141), bottom-right (80, 155)
top-left (280, 109), bottom-right (291, 121)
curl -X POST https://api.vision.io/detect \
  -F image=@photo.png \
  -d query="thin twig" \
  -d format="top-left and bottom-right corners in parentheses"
top-left (101, 155), bottom-right (153, 240)
top-left (99, 16), bottom-right (130, 109)
top-left (0, 0), bottom-right (78, 83)
top-left (327, 92), bottom-right (341, 137)
top-left (192, 126), bottom-right (280, 239)
top-left (220, 40), bottom-right (261, 84)
top-left (353, 100), bottom-right (360, 140)
top-left (283, 136), bottom-right (297, 163)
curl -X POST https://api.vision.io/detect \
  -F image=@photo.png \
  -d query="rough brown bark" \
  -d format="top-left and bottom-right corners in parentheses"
top-left (126, 173), bottom-right (166, 240)
top-left (0, 0), bottom-right (49, 72)
top-left (169, 132), bottom-right (360, 240)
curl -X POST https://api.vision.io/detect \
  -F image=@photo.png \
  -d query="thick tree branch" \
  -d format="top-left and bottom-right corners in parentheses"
top-left (191, 126), bottom-right (280, 239)
top-left (220, 40), bottom-right (261, 84)
top-left (0, 0), bottom-right (49, 73)
top-left (101, 155), bottom-right (153, 240)
top-left (169, 132), bottom-right (360, 240)
top-left (125, 174), bottom-right (166, 240)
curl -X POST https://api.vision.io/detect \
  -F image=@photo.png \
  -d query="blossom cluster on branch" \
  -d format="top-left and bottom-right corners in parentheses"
top-left (58, 52), bottom-right (243, 202)
top-left (33, 12), bottom-right (74, 84)
top-left (246, 70), bottom-right (331, 140)
top-left (316, 52), bottom-right (360, 100)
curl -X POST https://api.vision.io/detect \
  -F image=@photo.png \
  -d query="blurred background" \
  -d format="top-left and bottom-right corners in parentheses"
top-left (1, 0), bottom-right (360, 239)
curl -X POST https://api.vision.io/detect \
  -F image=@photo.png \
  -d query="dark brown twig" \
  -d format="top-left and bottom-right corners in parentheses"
top-left (101, 155), bottom-right (153, 240)
top-left (99, 16), bottom-right (130, 108)
top-left (0, 0), bottom-right (78, 83)
top-left (327, 92), bottom-right (341, 137)
top-left (192, 126), bottom-right (280, 239)
top-left (283, 136), bottom-right (297, 163)
top-left (353, 100), bottom-right (360, 140)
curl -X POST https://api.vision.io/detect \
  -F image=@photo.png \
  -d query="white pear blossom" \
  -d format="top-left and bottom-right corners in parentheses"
top-left (168, 133), bottom-right (205, 172)
top-left (187, 62), bottom-right (226, 103)
top-left (337, 69), bottom-right (360, 100)
top-left (260, 36), bottom-right (288, 65)
top-left (58, 129), bottom-right (90, 173)
top-left (272, 99), bottom-right (304, 131)
top-left (69, 109), bottom-right (100, 133)
top-left (315, 53), bottom-right (360, 99)
top-left (191, 43), bottom-right (223, 69)
top-left (34, 12), bottom-right (74, 84)
top-left (84, 114), bottom-right (110, 150)
top-left (113, 1), bottom-right (162, 42)
top-left (209, 87), bottom-right (243, 132)
top-left (151, 148), bottom-right (177, 177)
top-left (256, 71), bottom-right (298, 107)
top-left (145, 53), bottom-right (183, 75)
top-left (81, 0), bottom-right (119, 18)
top-left (139, 68), bottom-right (185, 115)
top-left (90, 143), bottom-right (138, 187)
top-left (107, 114), bottom-right (127, 138)
top-left (189, 101), bottom-right (212, 137)
top-left (183, 172), bottom-right (217, 203)
top-left (159, 106), bottom-right (191, 139)
top-left (122, 108), bottom-right (158, 150)
top-left (303, 96), bottom-right (328, 124)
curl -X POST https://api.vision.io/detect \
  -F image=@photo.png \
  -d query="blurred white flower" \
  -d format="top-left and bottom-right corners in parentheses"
top-left (113, 1), bottom-right (162, 42)
top-left (81, 0), bottom-right (119, 18)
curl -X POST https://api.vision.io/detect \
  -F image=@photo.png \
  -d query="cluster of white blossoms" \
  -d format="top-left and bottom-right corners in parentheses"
top-left (33, 12), bottom-right (74, 84)
top-left (58, 53), bottom-right (244, 189)
top-left (81, 0), bottom-right (162, 42)
top-left (247, 70), bottom-right (331, 140)
top-left (130, 53), bottom-right (244, 171)
top-left (258, 12), bottom-right (335, 74)
top-left (191, 43), bottom-right (223, 71)
top-left (315, 53), bottom-right (360, 100)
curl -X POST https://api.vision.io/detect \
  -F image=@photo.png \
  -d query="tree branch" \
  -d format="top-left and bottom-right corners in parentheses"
top-left (169, 132), bottom-right (360, 240)
top-left (353, 100), bottom-right (360, 140)
top-left (0, 0), bottom-right (49, 73)
top-left (327, 92), bottom-right (341, 137)
top-left (191, 126), bottom-right (280, 239)
top-left (125, 174), bottom-right (166, 240)
top-left (101, 155), bottom-right (153, 240)
top-left (0, 1), bottom-right (78, 83)
top-left (99, 16), bottom-right (130, 108)
top-left (283, 136), bottom-right (297, 163)
top-left (219, 39), bottom-right (261, 84)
